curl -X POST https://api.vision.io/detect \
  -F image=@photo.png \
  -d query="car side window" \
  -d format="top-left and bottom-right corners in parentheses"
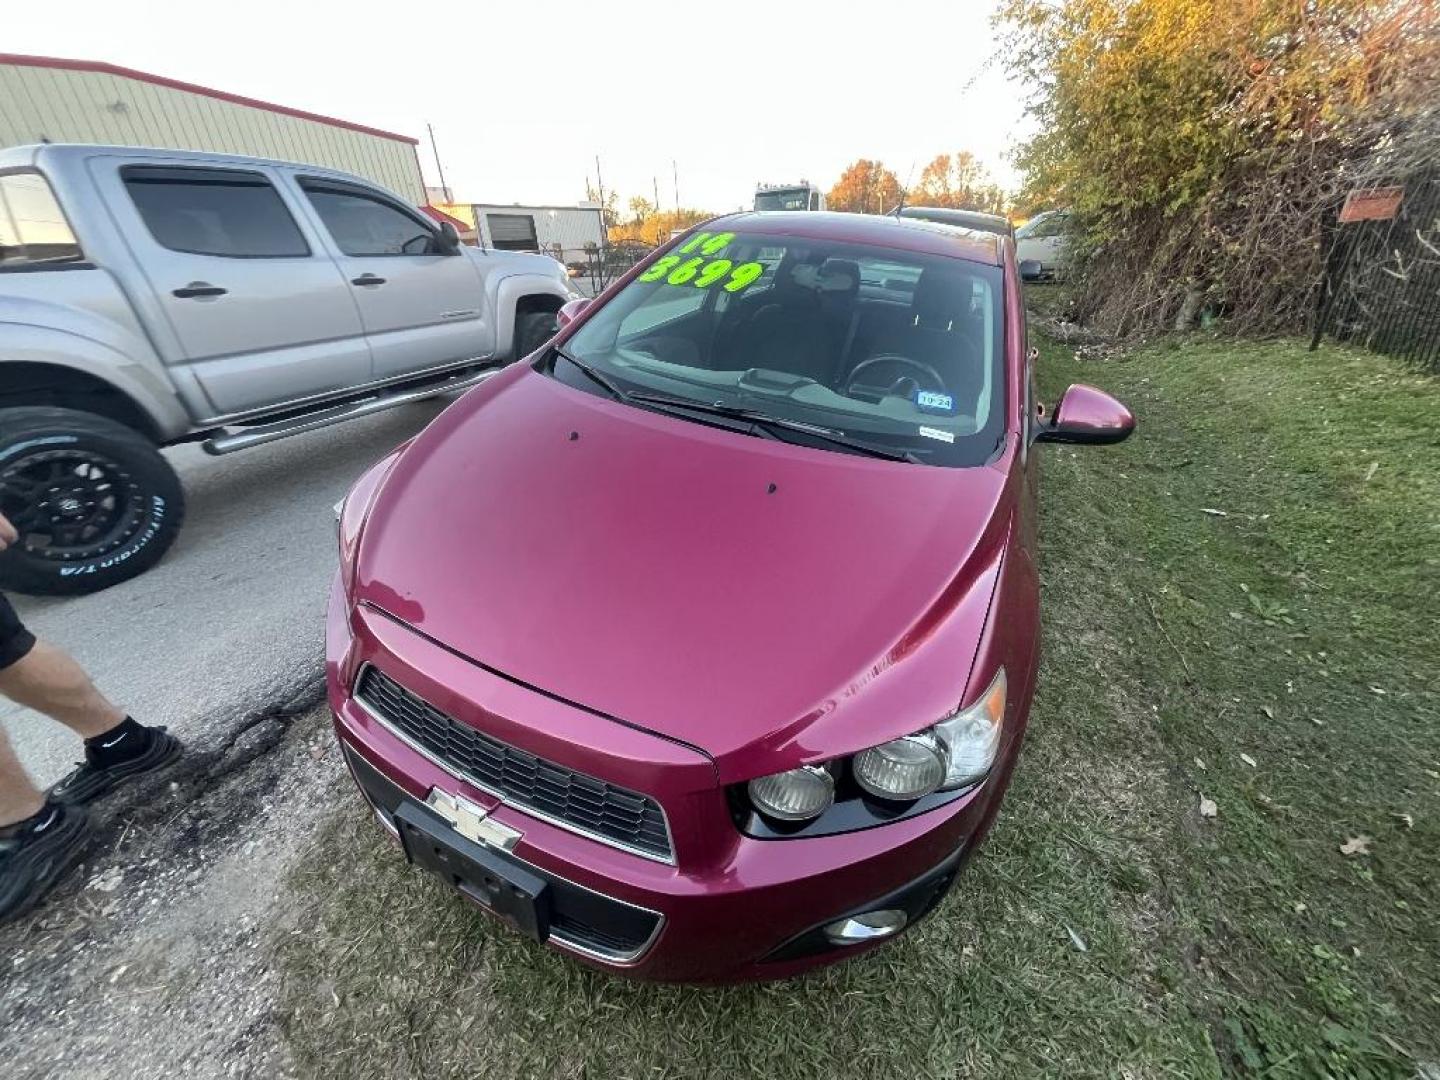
top-left (0, 171), bottom-right (84, 270)
top-left (122, 166), bottom-right (309, 258)
top-left (301, 182), bottom-right (438, 257)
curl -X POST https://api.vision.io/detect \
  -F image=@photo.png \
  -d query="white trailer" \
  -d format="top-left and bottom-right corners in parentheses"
top-left (471, 203), bottom-right (606, 257)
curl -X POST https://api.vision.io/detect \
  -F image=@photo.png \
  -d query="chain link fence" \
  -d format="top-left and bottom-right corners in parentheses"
top-left (528, 240), bottom-right (655, 298)
top-left (1311, 168), bottom-right (1440, 374)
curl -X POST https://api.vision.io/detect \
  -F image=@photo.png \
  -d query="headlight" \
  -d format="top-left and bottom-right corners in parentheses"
top-left (748, 765), bottom-right (834, 822)
top-left (741, 668), bottom-right (1007, 827)
top-left (854, 669), bottom-right (1007, 800)
top-left (933, 668), bottom-right (1007, 789)
top-left (853, 733), bottom-right (946, 800)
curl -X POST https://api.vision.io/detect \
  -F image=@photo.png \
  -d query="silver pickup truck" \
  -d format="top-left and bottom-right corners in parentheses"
top-left (0, 143), bottom-right (577, 595)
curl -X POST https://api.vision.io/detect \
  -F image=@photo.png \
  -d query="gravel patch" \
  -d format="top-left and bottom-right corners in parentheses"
top-left (1, 701), bottom-right (340, 1079)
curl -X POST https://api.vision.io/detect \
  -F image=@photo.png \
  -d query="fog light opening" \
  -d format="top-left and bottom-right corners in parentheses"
top-left (822, 908), bottom-right (909, 946)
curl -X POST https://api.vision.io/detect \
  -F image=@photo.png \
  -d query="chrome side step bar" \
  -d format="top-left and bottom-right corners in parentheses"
top-left (201, 367), bottom-right (499, 456)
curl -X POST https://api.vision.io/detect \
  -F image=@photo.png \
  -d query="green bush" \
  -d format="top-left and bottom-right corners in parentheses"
top-left (996, 0), bottom-right (1440, 335)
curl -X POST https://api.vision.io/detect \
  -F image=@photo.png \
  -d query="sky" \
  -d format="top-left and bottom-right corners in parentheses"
top-left (7, 0), bottom-right (1035, 212)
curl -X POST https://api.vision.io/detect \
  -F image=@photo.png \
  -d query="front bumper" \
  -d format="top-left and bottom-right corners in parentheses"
top-left (327, 584), bottom-right (1002, 983)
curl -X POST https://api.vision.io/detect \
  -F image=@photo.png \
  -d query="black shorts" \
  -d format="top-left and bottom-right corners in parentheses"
top-left (0, 592), bottom-right (37, 671)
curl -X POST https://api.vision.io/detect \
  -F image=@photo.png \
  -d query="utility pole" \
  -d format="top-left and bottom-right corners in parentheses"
top-left (427, 123), bottom-right (451, 203)
top-left (595, 155), bottom-right (609, 266)
top-left (653, 176), bottom-right (660, 210)
top-left (673, 160), bottom-right (679, 214)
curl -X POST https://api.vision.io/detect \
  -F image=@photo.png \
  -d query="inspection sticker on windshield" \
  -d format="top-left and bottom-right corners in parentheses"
top-left (918, 426), bottom-right (955, 444)
top-left (915, 390), bottom-right (955, 413)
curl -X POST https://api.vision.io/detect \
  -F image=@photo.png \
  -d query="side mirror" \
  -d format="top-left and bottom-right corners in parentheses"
top-left (1018, 259), bottom-right (1044, 282)
top-left (555, 297), bottom-right (591, 330)
top-left (1037, 383), bottom-right (1134, 445)
top-left (436, 221), bottom-right (462, 254)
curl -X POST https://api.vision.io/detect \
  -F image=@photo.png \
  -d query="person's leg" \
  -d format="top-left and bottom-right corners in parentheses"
top-left (0, 591), bottom-right (46, 828)
top-left (0, 640), bottom-right (126, 741)
top-left (1, 724), bottom-right (92, 922)
top-left (0, 597), bottom-right (93, 924)
top-left (0, 722), bottom-right (45, 828)
top-left (0, 593), bottom-right (180, 808)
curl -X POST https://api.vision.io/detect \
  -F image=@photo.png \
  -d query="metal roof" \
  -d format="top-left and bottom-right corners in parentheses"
top-left (0, 53), bottom-right (418, 144)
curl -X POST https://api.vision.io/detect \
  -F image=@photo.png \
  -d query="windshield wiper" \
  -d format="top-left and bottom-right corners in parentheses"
top-left (549, 357), bottom-right (924, 464)
top-left (552, 345), bottom-right (630, 402)
top-left (624, 392), bottom-right (924, 464)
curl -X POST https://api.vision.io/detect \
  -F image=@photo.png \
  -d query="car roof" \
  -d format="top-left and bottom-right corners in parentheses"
top-left (716, 210), bottom-right (1002, 266)
top-left (1, 143), bottom-right (378, 190)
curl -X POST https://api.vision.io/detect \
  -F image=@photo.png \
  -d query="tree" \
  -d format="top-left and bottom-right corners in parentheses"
top-left (995, 0), bottom-right (1440, 335)
top-left (627, 196), bottom-right (657, 227)
top-left (583, 179), bottom-right (620, 234)
top-left (608, 203), bottom-right (715, 246)
top-left (827, 159), bottom-right (902, 214)
top-left (913, 152), bottom-right (1006, 214)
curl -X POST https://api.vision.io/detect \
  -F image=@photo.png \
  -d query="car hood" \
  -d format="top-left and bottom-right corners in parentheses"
top-left (356, 370), bottom-right (1013, 765)
top-left (462, 245), bottom-right (570, 282)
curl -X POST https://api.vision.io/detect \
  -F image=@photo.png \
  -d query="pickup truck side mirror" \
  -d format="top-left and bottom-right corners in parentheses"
top-left (556, 297), bottom-right (591, 330)
top-left (1036, 383), bottom-right (1134, 445)
top-left (1019, 259), bottom-right (1044, 281)
top-left (436, 221), bottom-right (462, 254)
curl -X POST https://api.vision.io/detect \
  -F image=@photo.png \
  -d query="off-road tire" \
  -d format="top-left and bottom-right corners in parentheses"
top-left (0, 407), bottom-right (185, 596)
top-left (515, 310), bottom-right (559, 361)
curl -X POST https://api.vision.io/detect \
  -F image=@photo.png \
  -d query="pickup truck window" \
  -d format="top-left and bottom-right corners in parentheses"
top-left (0, 171), bottom-right (84, 270)
top-left (301, 182), bottom-right (438, 257)
top-left (122, 166), bottom-right (310, 259)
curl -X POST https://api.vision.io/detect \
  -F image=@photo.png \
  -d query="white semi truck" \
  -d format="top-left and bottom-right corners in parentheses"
top-left (753, 181), bottom-right (826, 212)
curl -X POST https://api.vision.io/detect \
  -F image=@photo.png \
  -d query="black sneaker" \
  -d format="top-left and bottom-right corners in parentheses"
top-left (0, 802), bottom-right (93, 925)
top-left (47, 727), bottom-right (184, 806)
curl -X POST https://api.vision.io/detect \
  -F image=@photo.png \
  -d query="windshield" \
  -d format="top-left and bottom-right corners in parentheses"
top-left (754, 189), bottom-right (811, 211)
top-left (551, 227), bottom-right (1007, 467)
top-left (1015, 212), bottom-right (1065, 239)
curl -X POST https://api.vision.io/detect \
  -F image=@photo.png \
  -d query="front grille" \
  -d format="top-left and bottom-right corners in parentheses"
top-left (342, 744), bottom-right (663, 962)
top-left (550, 910), bottom-right (657, 957)
top-left (356, 667), bottom-right (673, 862)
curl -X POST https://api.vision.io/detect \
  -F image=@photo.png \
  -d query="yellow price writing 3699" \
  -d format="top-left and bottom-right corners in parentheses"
top-left (637, 231), bottom-right (764, 293)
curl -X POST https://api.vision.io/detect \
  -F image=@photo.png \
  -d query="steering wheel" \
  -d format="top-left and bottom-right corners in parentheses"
top-left (843, 354), bottom-right (949, 401)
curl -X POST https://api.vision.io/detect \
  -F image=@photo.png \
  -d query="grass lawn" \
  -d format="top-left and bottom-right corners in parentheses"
top-left (273, 330), bottom-right (1439, 1079)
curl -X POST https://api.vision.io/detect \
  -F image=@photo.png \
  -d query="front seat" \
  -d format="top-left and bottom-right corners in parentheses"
top-left (722, 259), bottom-right (858, 385)
top-left (900, 267), bottom-right (986, 414)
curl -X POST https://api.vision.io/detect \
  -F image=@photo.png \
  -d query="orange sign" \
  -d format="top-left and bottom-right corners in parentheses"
top-left (1339, 187), bottom-right (1403, 223)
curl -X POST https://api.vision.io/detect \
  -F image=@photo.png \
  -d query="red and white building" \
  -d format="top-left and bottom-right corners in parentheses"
top-left (0, 54), bottom-right (426, 204)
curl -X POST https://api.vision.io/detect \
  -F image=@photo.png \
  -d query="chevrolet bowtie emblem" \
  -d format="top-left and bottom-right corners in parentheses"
top-left (426, 789), bottom-right (522, 852)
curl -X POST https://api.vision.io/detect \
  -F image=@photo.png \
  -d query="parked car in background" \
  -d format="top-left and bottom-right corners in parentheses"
top-left (327, 211), bottom-right (1134, 981)
top-left (1014, 210), bottom-right (1071, 279)
top-left (0, 143), bottom-right (577, 596)
top-left (892, 205), bottom-right (1012, 236)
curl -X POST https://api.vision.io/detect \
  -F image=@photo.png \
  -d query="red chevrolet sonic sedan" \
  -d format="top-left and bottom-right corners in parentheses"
top-left (325, 211), bottom-right (1133, 982)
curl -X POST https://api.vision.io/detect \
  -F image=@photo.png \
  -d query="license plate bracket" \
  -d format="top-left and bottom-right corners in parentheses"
top-left (395, 801), bottom-right (551, 942)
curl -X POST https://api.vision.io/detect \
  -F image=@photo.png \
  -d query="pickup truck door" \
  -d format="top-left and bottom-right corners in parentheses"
top-left (91, 160), bottom-right (372, 416)
top-left (294, 177), bottom-right (491, 381)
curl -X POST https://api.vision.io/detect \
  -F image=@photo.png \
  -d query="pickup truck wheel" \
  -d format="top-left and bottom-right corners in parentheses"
top-left (0, 407), bottom-right (185, 597)
top-left (515, 310), bottom-right (559, 361)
